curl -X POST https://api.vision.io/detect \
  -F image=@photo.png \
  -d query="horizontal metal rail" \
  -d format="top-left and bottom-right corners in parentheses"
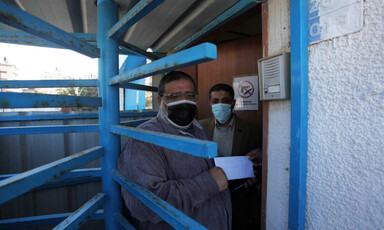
top-left (0, 168), bottom-right (100, 181)
top-left (120, 82), bottom-right (158, 92)
top-left (53, 193), bottom-right (106, 230)
top-left (120, 118), bottom-right (151, 127)
top-left (110, 125), bottom-right (217, 159)
top-left (0, 111), bottom-right (157, 121)
top-left (0, 124), bottom-right (99, 135)
top-left (0, 30), bottom-right (97, 49)
top-left (0, 1), bottom-right (99, 58)
top-left (115, 213), bottom-right (136, 230)
top-left (119, 40), bottom-right (165, 60)
top-left (109, 43), bottom-right (217, 86)
top-left (0, 92), bottom-right (102, 108)
top-left (169, 0), bottom-right (263, 54)
top-left (0, 146), bottom-right (103, 204)
top-left (0, 80), bottom-right (98, 88)
top-left (0, 168), bottom-right (101, 192)
top-left (108, 0), bottom-right (165, 39)
top-left (112, 170), bottom-right (208, 230)
top-left (0, 210), bottom-right (104, 229)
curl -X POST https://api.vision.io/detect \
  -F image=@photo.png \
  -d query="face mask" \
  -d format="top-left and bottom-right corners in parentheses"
top-left (212, 103), bottom-right (232, 124)
top-left (161, 100), bottom-right (197, 128)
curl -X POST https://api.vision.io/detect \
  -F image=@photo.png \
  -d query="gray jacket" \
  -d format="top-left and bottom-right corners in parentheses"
top-left (118, 113), bottom-right (232, 229)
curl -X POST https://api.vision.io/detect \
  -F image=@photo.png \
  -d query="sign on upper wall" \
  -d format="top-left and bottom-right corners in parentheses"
top-left (233, 75), bottom-right (259, 111)
top-left (308, 0), bottom-right (363, 44)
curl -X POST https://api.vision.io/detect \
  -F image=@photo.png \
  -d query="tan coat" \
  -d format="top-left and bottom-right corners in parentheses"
top-left (199, 114), bottom-right (262, 156)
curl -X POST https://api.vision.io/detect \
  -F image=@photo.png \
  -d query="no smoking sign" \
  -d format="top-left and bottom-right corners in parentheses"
top-left (233, 76), bottom-right (258, 110)
top-left (238, 81), bottom-right (254, 98)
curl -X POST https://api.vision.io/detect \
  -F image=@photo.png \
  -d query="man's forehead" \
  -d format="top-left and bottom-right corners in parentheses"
top-left (211, 90), bottom-right (232, 99)
top-left (164, 79), bottom-right (195, 91)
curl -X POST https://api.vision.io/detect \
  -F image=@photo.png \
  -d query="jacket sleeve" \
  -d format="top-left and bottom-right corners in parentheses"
top-left (117, 137), bottom-right (220, 224)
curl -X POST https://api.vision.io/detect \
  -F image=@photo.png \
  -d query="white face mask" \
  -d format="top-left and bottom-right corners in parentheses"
top-left (212, 103), bottom-right (232, 124)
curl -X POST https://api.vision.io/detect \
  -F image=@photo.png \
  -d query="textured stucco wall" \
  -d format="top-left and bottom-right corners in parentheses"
top-left (306, 0), bottom-right (384, 229)
top-left (266, 0), bottom-right (291, 230)
top-left (266, 0), bottom-right (383, 229)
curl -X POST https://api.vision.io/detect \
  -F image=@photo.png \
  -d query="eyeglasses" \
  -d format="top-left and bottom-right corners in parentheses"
top-left (162, 91), bottom-right (198, 101)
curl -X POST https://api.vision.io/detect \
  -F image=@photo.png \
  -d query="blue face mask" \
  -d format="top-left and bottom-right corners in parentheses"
top-left (212, 103), bottom-right (232, 124)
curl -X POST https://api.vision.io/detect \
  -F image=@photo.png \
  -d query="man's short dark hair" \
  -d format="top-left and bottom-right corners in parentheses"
top-left (209, 83), bottom-right (234, 100)
top-left (158, 71), bottom-right (196, 97)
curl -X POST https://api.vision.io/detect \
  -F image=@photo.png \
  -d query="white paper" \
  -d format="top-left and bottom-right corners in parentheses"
top-left (214, 156), bottom-right (254, 180)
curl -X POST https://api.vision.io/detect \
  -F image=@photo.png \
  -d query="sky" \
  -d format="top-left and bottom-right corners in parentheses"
top-left (0, 43), bottom-right (126, 80)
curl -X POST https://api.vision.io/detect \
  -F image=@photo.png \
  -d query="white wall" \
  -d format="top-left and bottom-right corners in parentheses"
top-left (266, 0), bottom-right (291, 229)
top-left (266, 0), bottom-right (384, 229)
top-left (306, 0), bottom-right (384, 229)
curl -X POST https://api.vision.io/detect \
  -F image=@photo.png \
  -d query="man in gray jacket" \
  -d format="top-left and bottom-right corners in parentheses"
top-left (118, 71), bottom-right (232, 229)
top-left (200, 83), bottom-right (262, 230)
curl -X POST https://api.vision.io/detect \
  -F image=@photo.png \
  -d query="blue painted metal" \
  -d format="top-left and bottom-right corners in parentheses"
top-left (108, 0), bottom-right (165, 39)
top-left (0, 80), bottom-right (97, 88)
top-left (0, 168), bottom-right (100, 181)
top-left (121, 55), bottom-right (147, 110)
top-left (115, 213), bottom-right (136, 230)
top-left (0, 92), bottom-right (101, 108)
top-left (120, 118), bottom-right (150, 127)
top-left (109, 43), bottom-right (217, 86)
top-left (0, 168), bottom-right (101, 191)
top-left (0, 146), bottom-right (103, 204)
top-left (119, 40), bottom-right (164, 60)
top-left (0, 124), bottom-right (99, 135)
top-left (168, 0), bottom-right (264, 54)
top-left (0, 210), bottom-right (104, 229)
top-left (53, 193), bottom-right (106, 230)
top-left (0, 1), bottom-right (100, 58)
top-left (110, 125), bottom-right (218, 159)
top-left (112, 170), bottom-right (208, 230)
top-left (0, 30), bottom-right (97, 49)
top-left (289, 1), bottom-right (308, 230)
top-left (97, 1), bottom-right (122, 229)
top-left (120, 82), bottom-right (158, 92)
top-left (0, 111), bottom-right (157, 121)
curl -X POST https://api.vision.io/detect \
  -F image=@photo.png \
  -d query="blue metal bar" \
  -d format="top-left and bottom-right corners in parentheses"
top-left (0, 168), bottom-right (100, 181)
top-left (0, 210), bottom-right (104, 229)
top-left (0, 111), bottom-right (157, 121)
top-left (115, 213), bottom-right (136, 230)
top-left (0, 92), bottom-right (102, 108)
top-left (119, 40), bottom-right (164, 60)
top-left (120, 118), bottom-right (150, 127)
top-left (109, 43), bottom-right (217, 86)
top-left (289, 0), bottom-right (308, 230)
top-left (0, 124), bottom-right (99, 135)
top-left (0, 1), bottom-right (99, 58)
top-left (0, 146), bottom-right (103, 204)
top-left (120, 82), bottom-right (158, 92)
top-left (0, 30), bottom-right (97, 49)
top-left (53, 193), bottom-right (106, 230)
top-left (0, 168), bottom-right (101, 191)
top-left (0, 80), bottom-right (97, 88)
top-left (108, 0), bottom-right (165, 39)
top-left (168, 0), bottom-right (263, 54)
top-left (112, 170), bottom-right (208, 230)
top-left (111, 125), bottom-right (217, 159)
top-left (97, 1), bottom-right (122, 229)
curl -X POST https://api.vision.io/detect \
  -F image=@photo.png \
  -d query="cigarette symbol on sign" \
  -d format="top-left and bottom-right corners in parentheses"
top-left (238, 81), bottom-right (254, 98)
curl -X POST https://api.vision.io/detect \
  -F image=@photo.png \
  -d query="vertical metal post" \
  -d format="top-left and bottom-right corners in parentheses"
top-left (289, 0), bottom-right (308, 230)
top-left (97, 0), bottom-right (121, 229)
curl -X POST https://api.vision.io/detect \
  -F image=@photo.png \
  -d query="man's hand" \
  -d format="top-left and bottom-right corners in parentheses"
top-left (209, 167), bottom-right (228, 192)
top-left (247, 148), bottom-right (262, 164)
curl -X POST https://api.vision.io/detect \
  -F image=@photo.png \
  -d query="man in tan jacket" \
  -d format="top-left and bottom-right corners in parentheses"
top-left (200, 83), bottom-right (262, 230)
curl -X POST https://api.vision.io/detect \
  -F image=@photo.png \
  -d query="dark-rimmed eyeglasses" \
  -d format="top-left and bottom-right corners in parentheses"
top-left (162, 91), bottom-right (198, 101)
